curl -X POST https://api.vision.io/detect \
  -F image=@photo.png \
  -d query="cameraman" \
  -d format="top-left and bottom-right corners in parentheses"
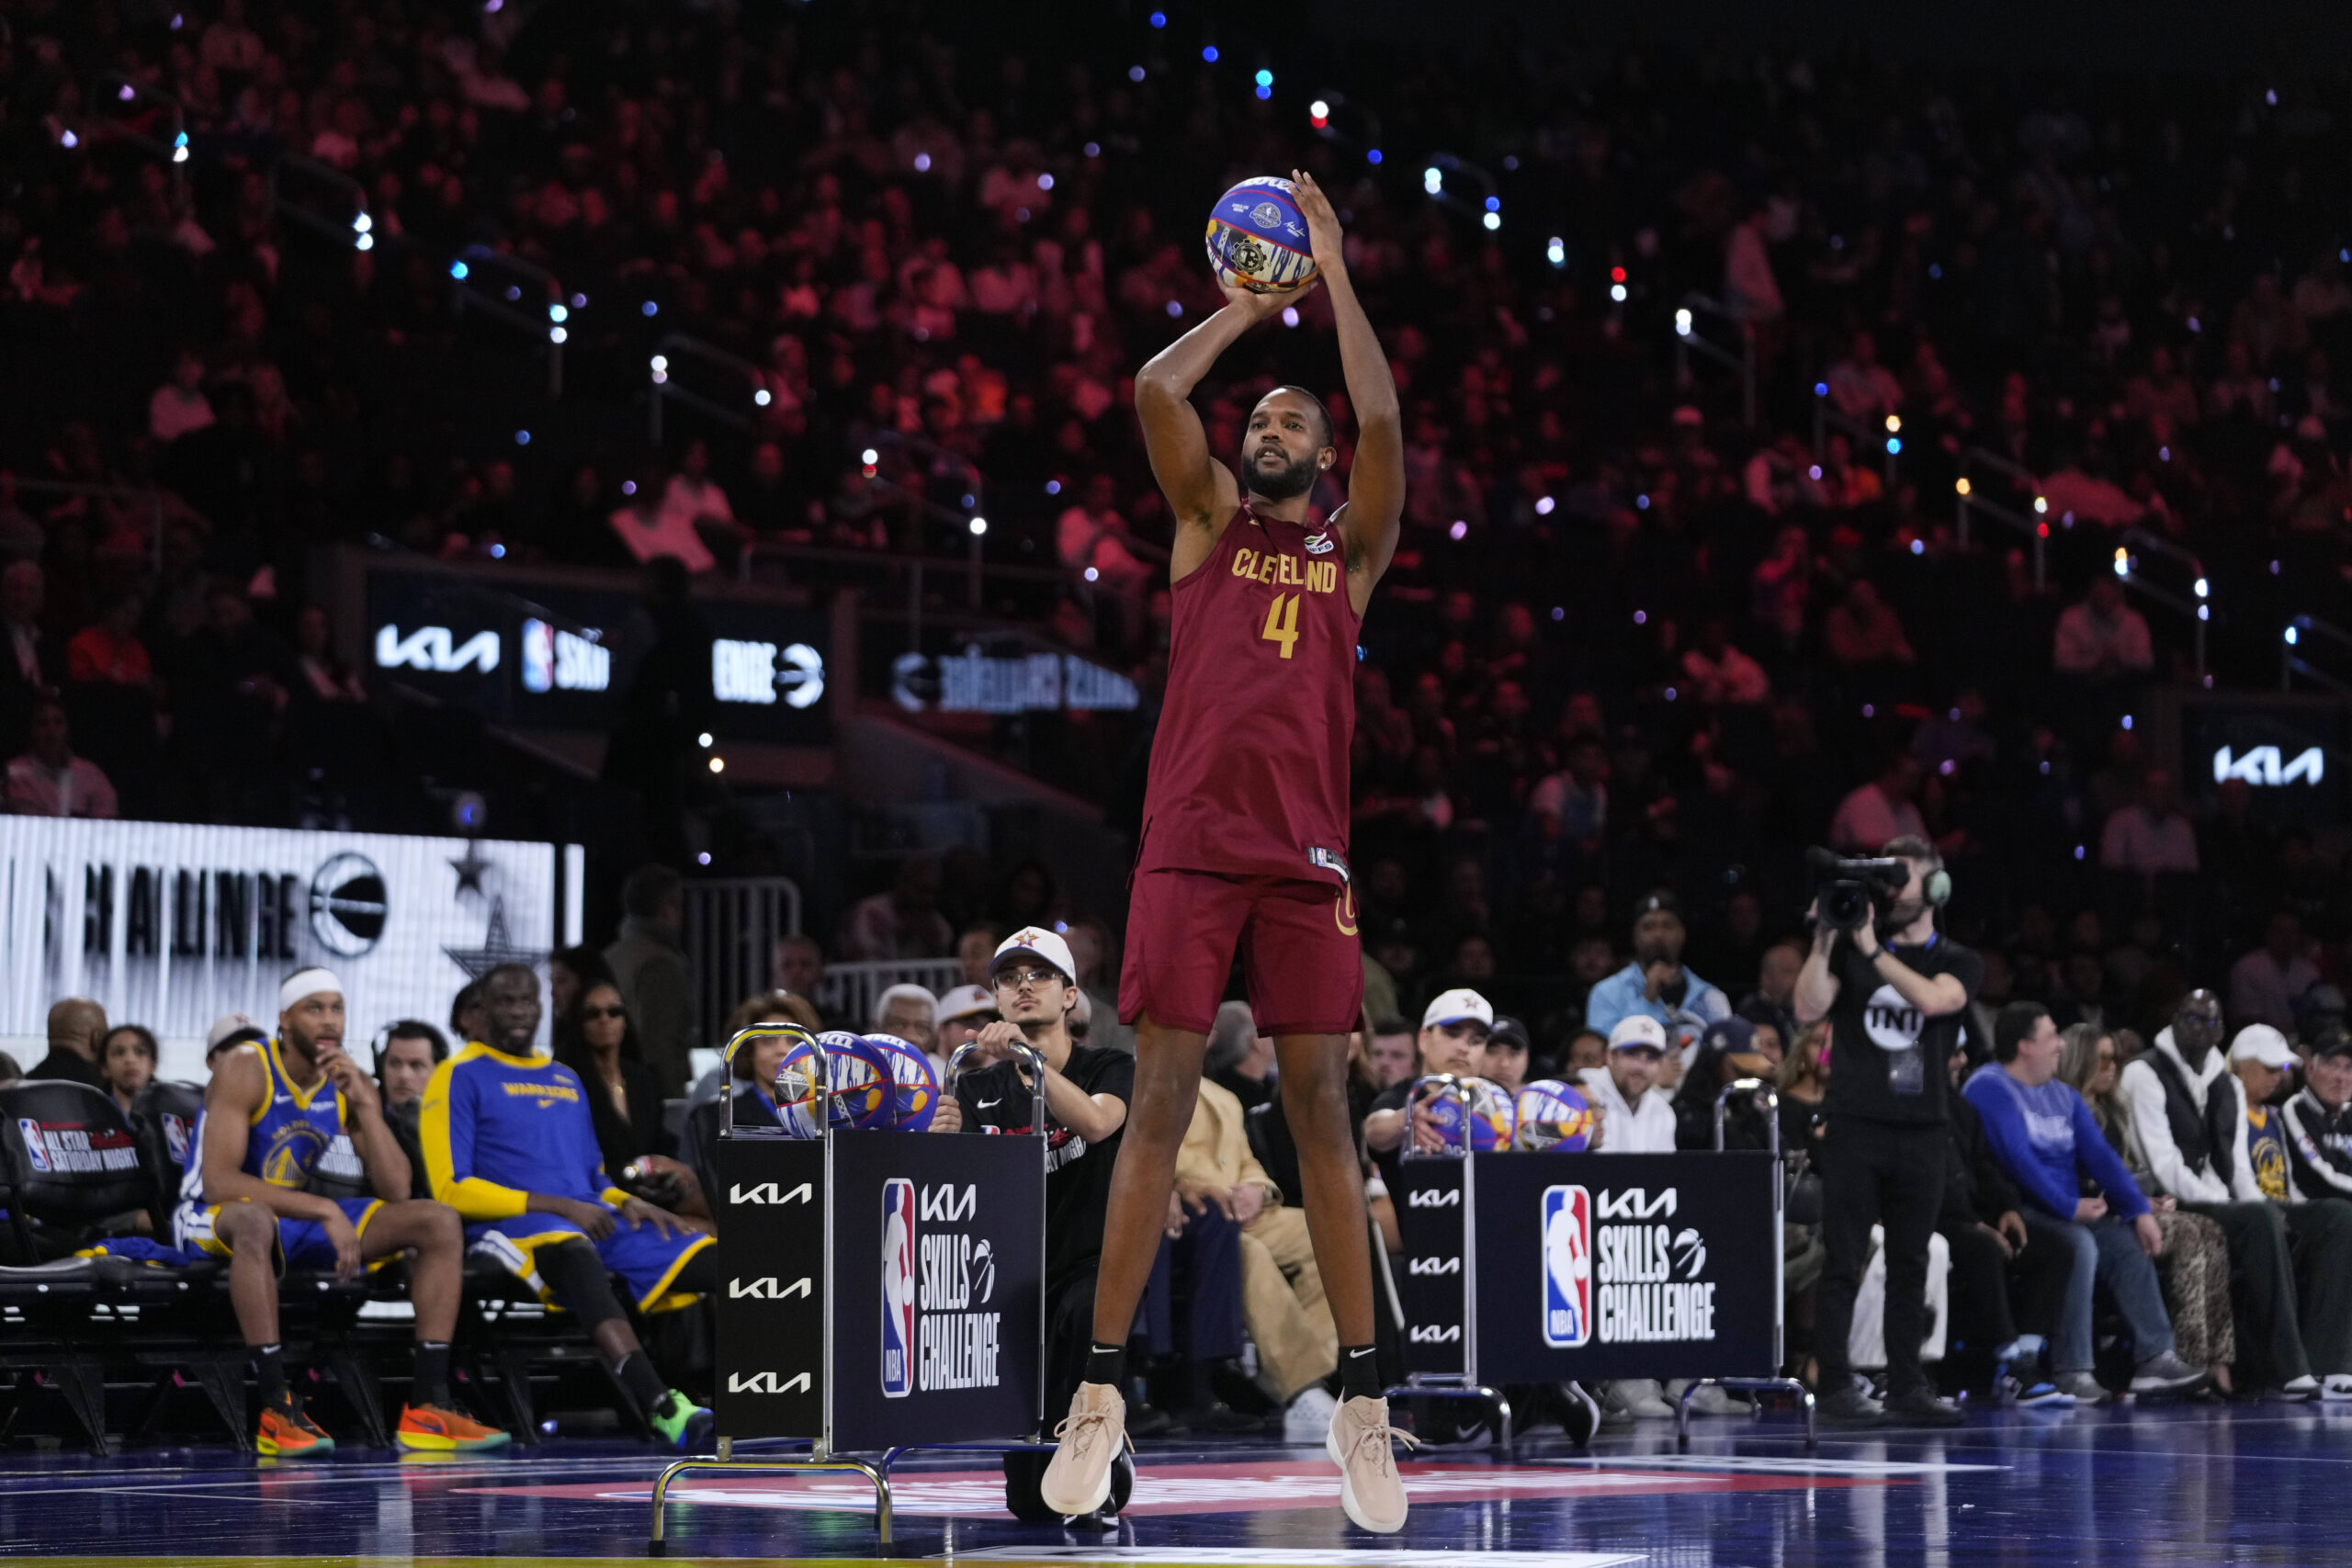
top-left (1794, 835), bottom-right (1981, 1427)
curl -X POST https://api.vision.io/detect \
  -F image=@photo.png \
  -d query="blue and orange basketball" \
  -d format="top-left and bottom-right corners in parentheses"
top-left (1204, 177), bottom-right (1319, 294)
top-left (1515, 1079), bottom-right (1598, 1152)
top-left (1461, 1076), bottom-right (1518, 1152)
top-left (817, 1031), bottom-right (895, 1129)
top-left (770, 1033), bottom-right (828, 1138)
top-left (1413, 1074), bottom-right (1515, 1154)
top-left (865, 1032), bottom-right (940, 1131)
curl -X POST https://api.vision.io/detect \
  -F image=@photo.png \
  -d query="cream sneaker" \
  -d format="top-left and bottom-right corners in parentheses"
top-left (1325, 1394), bottom-right (1414, 1533)
top-left (1039, 1381), bottom-right (1127, 1517)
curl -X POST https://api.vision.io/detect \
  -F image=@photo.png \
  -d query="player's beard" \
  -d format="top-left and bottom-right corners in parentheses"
top-left (1247, 445), bottom-right (1318, 501)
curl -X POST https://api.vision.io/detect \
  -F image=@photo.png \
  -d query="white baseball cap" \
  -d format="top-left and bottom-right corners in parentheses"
top-left (937, 983), bottom-right (998, 1022)
top-left (2230, 1024), bottom-right (2298, 1070)
top-left (993, 926), bottom-right (1078, 983)
top-left (206, 1010), bottom-right (266, 1055)
top-left (1421, 987), bottom-right (1494, 1032)
top-left (1609, 1014), bottom-right (1671, 1053)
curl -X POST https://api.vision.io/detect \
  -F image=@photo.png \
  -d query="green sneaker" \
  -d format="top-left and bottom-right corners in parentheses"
top-left (650, 1389), bottom-right (714, 1452)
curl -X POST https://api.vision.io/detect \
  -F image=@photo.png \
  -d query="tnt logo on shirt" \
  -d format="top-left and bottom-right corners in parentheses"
top-left (1541, 1185), bottom-right (1594, 1348)
top-left (1861, 984), bottom-right (1925, 1049)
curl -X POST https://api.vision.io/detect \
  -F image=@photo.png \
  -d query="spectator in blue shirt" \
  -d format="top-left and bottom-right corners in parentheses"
top-left (1583, 891), bottom-right (1729, 1064)
top-left (1963, 1001), bottom-right (2210, 1404)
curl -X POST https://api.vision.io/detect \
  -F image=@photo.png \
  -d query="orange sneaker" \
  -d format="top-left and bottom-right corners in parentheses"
top-left (255, 1398), bottom-right (335, 1459)
top-left (396, 1403), bottom-right (512, 1452)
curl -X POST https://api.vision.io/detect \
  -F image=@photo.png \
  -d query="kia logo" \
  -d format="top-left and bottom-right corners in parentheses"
top-left (1409, 1325), bottom-right (1462, 1343)
top-left (726, 1371), bottom-right (811, 1394)
top-left (1408, 1257), bottom-right (1461, 1275)
top-left (728, 1276), bottom-right (812, 1299)
top-left (1408, 1188), bottom-right (1460, 1208)
top-left (730, 1181), bottom-right (813, 1206)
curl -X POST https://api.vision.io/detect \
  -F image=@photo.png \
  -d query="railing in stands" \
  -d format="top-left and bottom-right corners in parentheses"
top-left (68, 76), bottom-right (575, 420)
top-left (2280, 614), bottom-right (2352, 695)
top-left (648, 333), bottom-right (762, 442)
top-left (817, 957), bottom-right (967, 1034)
top-left (90, 72), bottom-right (187, 186)
top-left (451, 246), bottom-right (568, 400)
top-left (2111, 528), bottom-right (2212, 684)
top-left (1953, 447), bottom-right (2047, 589)
top-left (1672, 293), bottom-right (1757, 427)
top-left (1810, 384), bottom-right (1899, 489)
top-left (683, 876), bottom-right (804, 1047)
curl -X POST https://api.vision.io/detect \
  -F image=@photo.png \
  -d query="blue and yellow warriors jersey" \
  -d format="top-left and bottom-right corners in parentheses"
top-left (419, 1042), bottom-right (629, 1220)
top-left (177, 1036), bottom-right (351, 1207)
top-left (2247, 1101), bottom-right (2290, 1202)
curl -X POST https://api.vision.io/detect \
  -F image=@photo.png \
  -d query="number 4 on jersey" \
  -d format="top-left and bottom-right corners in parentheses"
top-left (1260, 592), bottom-right (1301, 659)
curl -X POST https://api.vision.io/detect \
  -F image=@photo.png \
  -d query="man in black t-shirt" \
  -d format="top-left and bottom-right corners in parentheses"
top-left (932, 927), bottom-right (1134, 1419)
top-left (1795, 836), bottom-right (1982, 1428)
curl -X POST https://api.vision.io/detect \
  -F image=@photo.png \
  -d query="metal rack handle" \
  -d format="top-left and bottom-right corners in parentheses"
top-left (1713, 1077), bottom-right (1781, 1155)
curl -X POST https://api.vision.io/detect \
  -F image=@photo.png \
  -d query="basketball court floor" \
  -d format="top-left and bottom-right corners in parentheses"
top-left (2, 1402), bottom-right (2341, 1567)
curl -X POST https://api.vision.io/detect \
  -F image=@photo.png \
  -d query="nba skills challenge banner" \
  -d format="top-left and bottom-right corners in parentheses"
top-left (1400, 1153), bottom-right (1780, 1382)
top-left (716, 1130), bottom-right (1045, 1450)
top-left (0, 818), bottom-right (576, 1048)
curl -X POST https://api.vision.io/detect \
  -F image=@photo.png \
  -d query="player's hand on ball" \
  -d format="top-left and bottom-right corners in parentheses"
top-left (1218, 278), bottom-right (1295, 321)
top-left (1289, 170), bottom-right (1345, 269)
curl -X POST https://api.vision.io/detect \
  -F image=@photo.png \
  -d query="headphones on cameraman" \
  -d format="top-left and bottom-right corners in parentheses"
top-left (1919, 851), bottom-right (1952, 910)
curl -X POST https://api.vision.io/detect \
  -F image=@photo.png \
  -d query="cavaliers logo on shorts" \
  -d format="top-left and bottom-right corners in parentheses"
top-left (1335, 883), bottom-right (1359, 936)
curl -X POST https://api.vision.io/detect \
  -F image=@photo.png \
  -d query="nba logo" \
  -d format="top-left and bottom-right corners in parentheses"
top-left (881, 1178), bottom-right (917, 1397)
top-left (163, 1114), bottom-right (190, 1166)
top-left (17, 1119), bottom-right (50, 1174)
top-left (1541, 1185), bottom-right (1593, 1348)
top-left (520, 619), bottom-right (557, 694)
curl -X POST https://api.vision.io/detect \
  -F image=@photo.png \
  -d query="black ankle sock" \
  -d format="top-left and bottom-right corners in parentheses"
top-left (253, 1343), bottom-right (288, 1405)
top-left (1083, 1341), bottom-right (1126, 1390)
top-left (614, 1349), bottom-right (669, 1410)
top-left (1338, 1344), bottom-right (1380, 1403)
top-left (412, 1340), bottom-right (453, 1408)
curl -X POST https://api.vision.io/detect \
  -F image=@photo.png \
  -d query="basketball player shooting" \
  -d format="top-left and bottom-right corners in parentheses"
top-left (1038, 171), bottom-right (1409, 1532)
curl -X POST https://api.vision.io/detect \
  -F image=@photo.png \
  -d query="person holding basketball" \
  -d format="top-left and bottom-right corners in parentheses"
top-left (1038, 170), bottom-right (1410, 1533)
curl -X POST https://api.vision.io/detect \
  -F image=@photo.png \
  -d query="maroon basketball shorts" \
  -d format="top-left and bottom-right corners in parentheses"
top-left (1119, 867), bottom-right (1364, 1037)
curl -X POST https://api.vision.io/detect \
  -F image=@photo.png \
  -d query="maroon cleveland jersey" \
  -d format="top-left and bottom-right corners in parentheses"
top-left (1136, 503), bottom-right (1359, 880)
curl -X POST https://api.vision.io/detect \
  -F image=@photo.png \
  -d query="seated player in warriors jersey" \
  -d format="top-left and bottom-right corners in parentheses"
top-left (176, 968), bottom-right (507, 1457)
top-left (1039, 171), bottom-right (1412, 1533)
top-left (420, 962), bottom-right (718, 1450)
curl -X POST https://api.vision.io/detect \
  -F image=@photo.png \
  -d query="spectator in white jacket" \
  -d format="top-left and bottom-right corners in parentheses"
top-left (2118, 991), bottom-right (2351, 1398)
top-left (1577, 1014), bottom-right (1680, 1155)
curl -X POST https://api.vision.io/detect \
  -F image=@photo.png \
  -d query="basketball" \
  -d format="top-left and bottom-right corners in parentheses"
top-left (865, 1032), bottom-right (940, 1131)
top-left (1461, 1076), bottom-right (1518, 1152)
top-left (1204, 177), bottom-right (1319, 294)
top-left (817, 1031), bottom-right (895, 1129)
top-left (1514, 1079), bottom-right (1598, 1152)
top-left (770, 1033), bottom-right (828, 1138)
top-left (1413, 1074), bottom-right (1515, 1153)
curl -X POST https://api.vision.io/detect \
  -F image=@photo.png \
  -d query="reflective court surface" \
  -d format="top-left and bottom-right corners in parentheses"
top-left (5, 1402), bottom-right (2347, 1566)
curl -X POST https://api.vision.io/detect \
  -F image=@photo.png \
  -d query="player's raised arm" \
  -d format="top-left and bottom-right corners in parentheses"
top-left (1290, 170), bottom-right (1402, 605)
top-left (1136, 284), bottom-right (1286, 559)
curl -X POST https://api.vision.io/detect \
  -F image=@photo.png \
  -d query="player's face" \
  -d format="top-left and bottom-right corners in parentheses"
top-left (1243, 392), bottom-right (1330, 502)
top-left (483, 968), bottom-right (543, 1051)
top-left (280, 992), bottom-right (346, 1063)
